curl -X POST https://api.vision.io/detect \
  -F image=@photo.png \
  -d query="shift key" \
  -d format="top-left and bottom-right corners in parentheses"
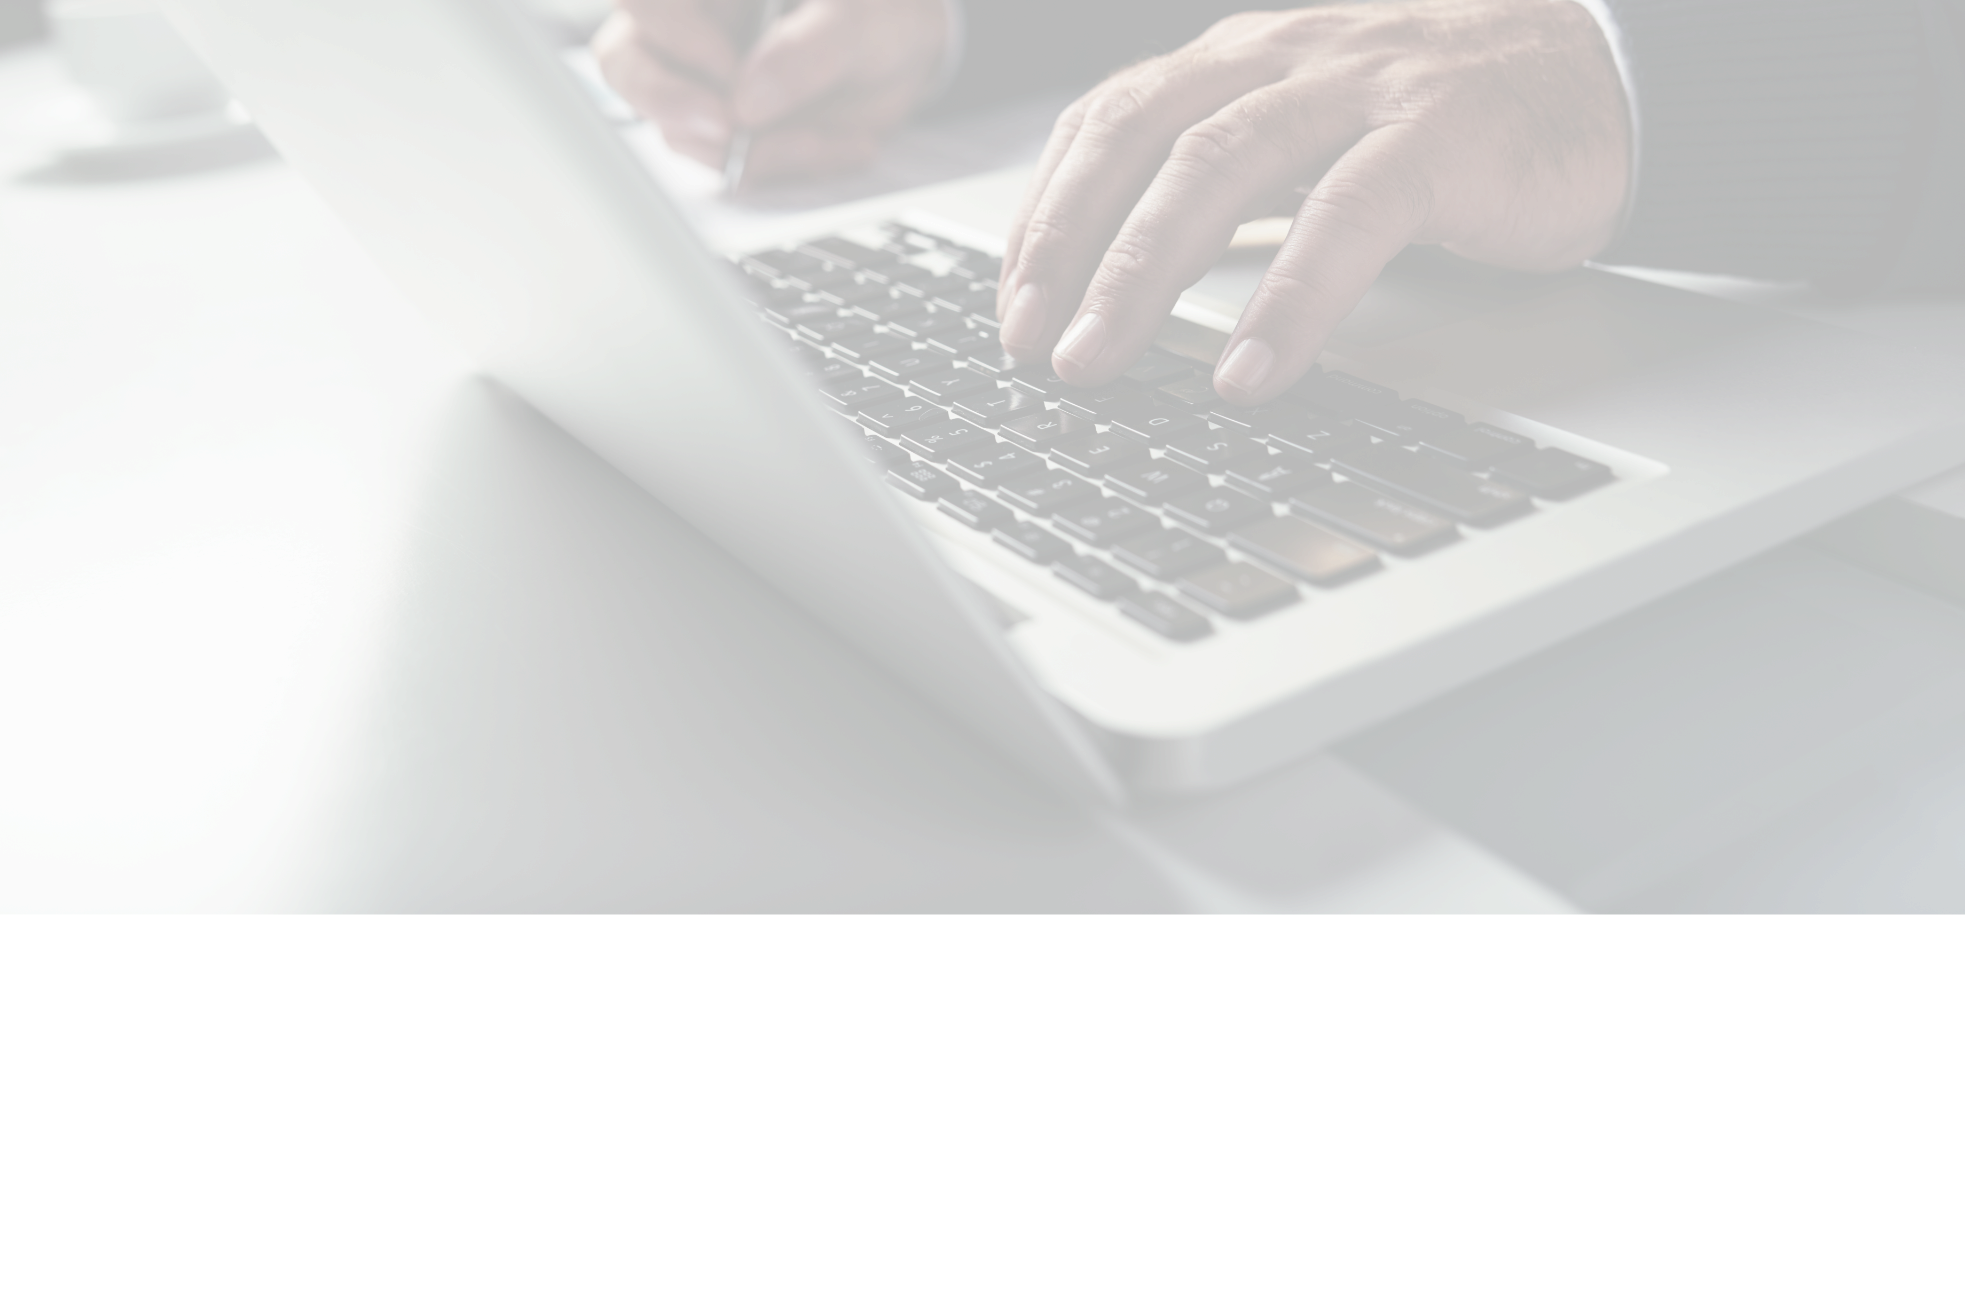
top-left (1289, 479), bottom-right (1458, 555)
top-left (1331, 444), bottom-right (1533, 526)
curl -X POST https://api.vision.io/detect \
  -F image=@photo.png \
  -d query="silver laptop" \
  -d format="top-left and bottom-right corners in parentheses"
top-left (164, 0), bottom-right (1965, 805)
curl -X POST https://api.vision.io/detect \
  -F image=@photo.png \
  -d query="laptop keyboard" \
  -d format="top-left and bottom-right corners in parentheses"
top-left (731, 224), bottom-right (1616, 644)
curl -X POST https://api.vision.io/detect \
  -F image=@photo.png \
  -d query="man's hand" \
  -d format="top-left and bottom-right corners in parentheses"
top-left (997, 0), bottom-right (1631, 406)
top-left (593, 0), bottom-right (951, 186)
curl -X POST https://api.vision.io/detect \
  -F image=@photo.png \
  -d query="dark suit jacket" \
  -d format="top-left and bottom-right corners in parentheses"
top-left (936, 0), bottom-right (1965, 292)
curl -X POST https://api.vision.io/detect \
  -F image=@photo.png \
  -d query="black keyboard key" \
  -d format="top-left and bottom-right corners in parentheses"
top-left (868, 350), bottom-right (946, 381)
top-left (810, 355), bottom-right (866, 387)
top-left (818, 277), bottom-right (899, 307)
top-left (1109, 409), bottom-right (1208, 445)
top-left (857, 434), bottom-right (912, 468)
top-left (1269, 421), bottom-right (1368, 461)
top-left (938, 488), bottom-right (1010, 530)
top-left (1051, 497), bottom-right (1161, 547)
top-left (800, 315), bottom-right (880, 345)
top-left (1359, 397), bottom-right (1469, 444)
top-left (953, 386), bottom-right (1043, 428)
top-left (945, 442), bottom-right (1043, 487)
top-left (900, 417), bottom-right (993, 461)
top-left (997, 467), bottom-right (1100, 515)
top-left (1491, 447), bottom-right (1614, 499)
top-left (767, 300), bottom-right (842, 330)
top-left (1288, 480), bottom-right (1458, 555)
top-left (1164, 488), bottom-right (1274, 535)
top-left (894, 273), bottom-right (972, 303)
top-left (841, 294), bottom-right (907, 322)
top-left (1176, 562), bottom-right (1299, 619)
top-left (1162, 429), bottom-right (1266, 473)
top-left (1000, 408), bottom-right (1093, 452)
top-left (951, 252), bottom-right (1002, 282)
top-left (830, 330), bottom-right (910, 363)
top-left (956, 290), bottom-right (1001, 318)
top-left (1048, 432), bottom-right (1152, 476)
top-left (885, 461), bottom-right (961, 502)
top-left (1290, 370), bottom-right (1405, 432)
top-left (1104, 460), bottom-right (1208, 507)
top-left (1007, 363), bottom-right (1069, 399)
top-left (1117, 593), bottom-right (1213, 642)
top-left (745, 249), bottom-right (827, 280)
top-left (1202, 400), bottom-right (1312, 436)
top-left (991, 521), bottom-right (1074, 565)
top-left (860, 395), bottom-right (947, 434)
top-left (885, 310), bottom-right (968, 340)
top-left (1221, 452), bottom-right (1323, 499)
top-left (1228, 516), bottom-right (1380, 587)
top-left (1052, 556), bottom-right (1140, 602)
top-left (787, 264), bottom-right (858, 294)
top-left (905, 368), bottom-right (992, 403)
top-left (1155, 375), bottom-right (1224, 410)
top-left (1416, 421), bottom-right (1532, 468)
top-left (1110, 528), bottom-right (1226, 580)
top-left (966, 349), bottom-right (1024, 377)
top-left (821, 376), bottom-right (902, 412)
top-left (930, 328), bottom-right (998, 358)
top-left (799, 236), bottom-right (895, 269)
top-left (1054, 380), bottom-right (1149, 421)
top-left (742, 279), bottom-right (809, 310)
top-left (1123, 350), bottom-right (1195, 387)
top-left (1331, 445), bottom-right (1534, 526)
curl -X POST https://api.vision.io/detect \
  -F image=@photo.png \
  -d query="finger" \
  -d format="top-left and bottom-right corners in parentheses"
top-left (618, 0), bottom-right (742, 87)
top-left (1047, 77), bottom-right (1368, 384)
top-left (997, 50), bottom-right (1276, 359)
top-left (730, 0), bottom-right (863, 129)
top-left (735, 123), bottom-right (882, 184)
top-left (1213, 125), bottom-right (1437, 406)
top-left (998, 96), bottom-right (1090, 314)
top-left (596, 19), bottom-right (734, 154)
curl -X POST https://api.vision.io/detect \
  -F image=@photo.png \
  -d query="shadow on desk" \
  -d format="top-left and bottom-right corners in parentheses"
top-left (310, 381), bottom-right (1173, 911)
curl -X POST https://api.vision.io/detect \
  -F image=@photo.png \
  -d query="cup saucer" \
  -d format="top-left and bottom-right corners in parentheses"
top-left (5, 89), bottom-right (263, 164)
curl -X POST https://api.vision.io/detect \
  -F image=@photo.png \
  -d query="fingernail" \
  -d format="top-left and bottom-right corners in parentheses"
top-left (738, 73), bottom-right (786, 125)
top-left (1217, 337), bottom-right (1276, 400)
top-left (999, 281), bottom-right (1048, 354)
top-left (1053, 313), bottom-right (1108, 371)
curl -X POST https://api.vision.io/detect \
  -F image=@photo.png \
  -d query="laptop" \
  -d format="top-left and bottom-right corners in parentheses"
top-left (163, 0), bottom-right (1965, 805)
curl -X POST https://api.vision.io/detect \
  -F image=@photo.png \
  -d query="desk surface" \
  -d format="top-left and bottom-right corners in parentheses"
top-left (5, 43), bottom-right (1964, 911)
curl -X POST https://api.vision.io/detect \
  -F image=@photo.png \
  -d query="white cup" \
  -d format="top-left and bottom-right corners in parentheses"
top-left (48, 0), bottom-right (231, 124)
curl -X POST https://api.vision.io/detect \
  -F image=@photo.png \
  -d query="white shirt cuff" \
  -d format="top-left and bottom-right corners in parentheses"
top-left (1564, 0), bottom-right (1642, 245)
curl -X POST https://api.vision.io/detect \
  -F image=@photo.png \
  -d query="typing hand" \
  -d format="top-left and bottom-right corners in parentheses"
top-left (593, 0), bottom-right (952, 185)
top-left (998, 0), bottom-right (1631, 406)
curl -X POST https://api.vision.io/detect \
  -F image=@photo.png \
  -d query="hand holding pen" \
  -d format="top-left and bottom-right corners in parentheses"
top-left (593, 0), bottom-right (955, 190)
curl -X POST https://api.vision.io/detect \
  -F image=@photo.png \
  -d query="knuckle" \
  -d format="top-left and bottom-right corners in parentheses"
top-left (1167, 116), bottom-right (1257, 184)
top-left (1312, 161), bottom-right (1434, 235)
top-left (1079, 81), bottom-right (1155, 143)
top-left (1013, 212), bottom-right (1077, 274)
top-left (1094, 234), bottom-right (1154, 287)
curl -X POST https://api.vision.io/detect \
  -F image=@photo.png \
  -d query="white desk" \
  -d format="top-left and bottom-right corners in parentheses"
top-left (4, 42), bottom-right (1961, 911)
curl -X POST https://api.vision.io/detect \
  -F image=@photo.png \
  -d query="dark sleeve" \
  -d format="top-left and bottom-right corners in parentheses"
top-left (932, 0), bottom-right (1290, 114)
top-left (1598, 0), bottom-right (1965, 292)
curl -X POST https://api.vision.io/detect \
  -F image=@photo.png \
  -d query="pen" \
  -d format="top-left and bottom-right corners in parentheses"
top-left (722, 0), bottom-right (786, 195)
